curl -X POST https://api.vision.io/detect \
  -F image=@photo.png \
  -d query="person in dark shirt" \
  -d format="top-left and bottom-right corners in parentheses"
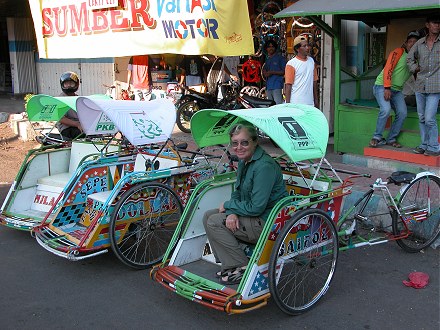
top-left (179, 55), bottom-right (207, 87)
top-left (56, 71), bottom-right (83, 140)
top-left (203, 122), bottom-right (288, 285)
top-left (262, 40), bottom-right (286, 104)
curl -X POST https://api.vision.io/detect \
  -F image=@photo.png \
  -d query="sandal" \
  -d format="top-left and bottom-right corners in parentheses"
top-left (369, 138), bottom-right (386, 148)
top-left (387, 141), bottom-right (402, 148)
top-left (220, 267), bottom-right (246, 285)
top-left (216, 269), bottom-right (233, 278)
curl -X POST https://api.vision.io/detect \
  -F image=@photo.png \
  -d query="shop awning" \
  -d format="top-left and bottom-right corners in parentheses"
top-left (275, 0), bottom-right (439, 17)
top-left (29, 0), bottom-right (253, 59)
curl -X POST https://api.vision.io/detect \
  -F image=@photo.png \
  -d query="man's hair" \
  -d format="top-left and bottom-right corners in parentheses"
top-left (229, 122), bottom-right (258, 141)
top-left (426, 14), bottom-right (440, 23)
top-left (406, 30), bottom-right (420, 41)
top-left (265, 40), bottom-right (278, 50)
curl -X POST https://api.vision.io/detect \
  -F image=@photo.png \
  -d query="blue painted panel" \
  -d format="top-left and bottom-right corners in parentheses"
top-left (8, 40), bottom-right (34, 52)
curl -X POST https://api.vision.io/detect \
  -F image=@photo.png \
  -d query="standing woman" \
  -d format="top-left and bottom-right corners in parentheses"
top-left (203, 122), bottom-right (288, 285)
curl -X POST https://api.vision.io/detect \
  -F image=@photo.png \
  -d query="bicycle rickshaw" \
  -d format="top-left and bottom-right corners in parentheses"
top-left (0, 94), bottom-right (115, 231)
top-left (1, 95), bottom-right (215, 269)
top-left (151, 104), bottom-right (440, 314)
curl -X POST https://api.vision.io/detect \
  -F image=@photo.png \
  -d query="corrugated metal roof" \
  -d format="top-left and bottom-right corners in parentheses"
top-left (275, 0), bottom-right (439, 17)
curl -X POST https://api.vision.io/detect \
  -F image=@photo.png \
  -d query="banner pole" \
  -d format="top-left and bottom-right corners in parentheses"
top-left (38, 0), bottom-right (48, 58)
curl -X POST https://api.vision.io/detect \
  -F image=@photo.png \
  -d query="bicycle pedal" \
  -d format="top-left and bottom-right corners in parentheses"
top-left (354, 214), bottom-right (375, 230)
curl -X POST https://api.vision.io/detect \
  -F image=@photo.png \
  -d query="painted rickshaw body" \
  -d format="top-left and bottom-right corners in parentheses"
top-left (151, 104), bottom-right (440, 314)
top-left (1, 95), bottom-right (215, 269)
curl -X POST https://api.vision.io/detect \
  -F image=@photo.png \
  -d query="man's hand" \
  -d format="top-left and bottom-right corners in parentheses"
top-left (384, 89), bottom-right (391, 101)
top-left (219, 202), bottom-right (225, 213)
top-left (225, 214), bottom-right (239, 232)
top-left (230, 75), bottom-right (239, 82)
top-left (76, 122), bottom-right (83, 132)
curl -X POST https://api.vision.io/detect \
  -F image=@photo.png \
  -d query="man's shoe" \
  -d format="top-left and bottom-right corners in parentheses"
top-left (424, 150), bottom-right (440, 157)
top-left (413, 147), bottom-right (426, 154)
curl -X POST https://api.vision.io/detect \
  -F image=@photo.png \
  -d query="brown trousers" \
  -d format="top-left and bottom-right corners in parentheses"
top-left (203, 209), bottom-right (263, 271)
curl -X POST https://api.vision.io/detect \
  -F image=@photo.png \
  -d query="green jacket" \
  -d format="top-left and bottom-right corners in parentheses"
top-left (224, 145), bottom-right (288, 221)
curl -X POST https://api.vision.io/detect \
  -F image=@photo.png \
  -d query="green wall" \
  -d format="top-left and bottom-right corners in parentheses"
top-left (334, 104), bottom-right (439, 154)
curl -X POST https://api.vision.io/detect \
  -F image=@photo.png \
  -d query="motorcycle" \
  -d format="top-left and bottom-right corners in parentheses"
top-left (176, 81), bottom-right (275, 133)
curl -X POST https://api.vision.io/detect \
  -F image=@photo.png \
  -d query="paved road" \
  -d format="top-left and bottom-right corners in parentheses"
top-left (0, 97), bottom-right (438, 328)
top-left (0, 182), bottom-right (439, 330)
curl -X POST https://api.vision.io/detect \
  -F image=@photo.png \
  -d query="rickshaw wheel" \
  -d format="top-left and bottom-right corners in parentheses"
top-left (392, 174), bottom-right (440, 252)
top-left (268, 208), bottom-right (338, 315)
top-left (176, 100), bottom-right (200, 133)
top-left (109, 182), bottom-right (183, 269)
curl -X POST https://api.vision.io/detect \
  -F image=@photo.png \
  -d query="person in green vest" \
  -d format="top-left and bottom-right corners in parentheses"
top-left (369, 31), bottom-right (420, 148)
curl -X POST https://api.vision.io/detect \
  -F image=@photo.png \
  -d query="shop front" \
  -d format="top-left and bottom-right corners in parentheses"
top-left (276, 0), bottom-right (440, 156)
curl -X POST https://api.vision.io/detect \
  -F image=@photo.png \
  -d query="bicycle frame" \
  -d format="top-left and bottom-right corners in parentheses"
top-left (336, 174), bottom-right (430, 250)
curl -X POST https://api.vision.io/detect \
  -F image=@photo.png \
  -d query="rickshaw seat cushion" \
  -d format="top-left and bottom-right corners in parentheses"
top-left (36, 142), bottom-right (118, 190)
top-left (88, 190), bottom-right (112, 203)
top-left (68, 141), bottom-right (113, 174)
top-left (37, 172), bottom-right (72, 188)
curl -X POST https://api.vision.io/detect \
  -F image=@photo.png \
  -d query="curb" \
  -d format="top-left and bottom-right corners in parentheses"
top-left (342, 153), bottom-right (440, 176)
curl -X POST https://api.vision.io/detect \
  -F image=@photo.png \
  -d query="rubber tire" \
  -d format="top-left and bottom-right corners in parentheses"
top-left (392, 174), bottom-right (440, 252)
top-left (268, 208), bottom-right (338, 315)
top-left (109, 182), bottom-right (183, 269)
top-left (176, 100), bottom-right (200, 133)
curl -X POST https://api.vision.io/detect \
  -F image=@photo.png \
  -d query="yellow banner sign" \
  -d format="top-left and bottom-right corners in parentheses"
top-left (30, 0), bottom-right (253, 58)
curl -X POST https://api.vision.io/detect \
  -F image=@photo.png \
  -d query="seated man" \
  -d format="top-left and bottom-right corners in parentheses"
top-left (203, 122), bottom-right (288, 285)
top-left (56, 71), bottom-right (84, 140)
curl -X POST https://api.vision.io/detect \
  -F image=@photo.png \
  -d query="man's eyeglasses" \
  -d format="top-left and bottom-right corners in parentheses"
top-left (231, 140), bottom-right (251, 147)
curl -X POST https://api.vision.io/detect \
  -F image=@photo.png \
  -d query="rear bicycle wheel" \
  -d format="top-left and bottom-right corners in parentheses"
top-left (268, 208), bottom-right (338, 315)
top-left (392, 174), bottom-right (440, 252)
top-left (109, 182), bottom-right (183, 269)
top-left (176, 101), bottom-right (200, 133)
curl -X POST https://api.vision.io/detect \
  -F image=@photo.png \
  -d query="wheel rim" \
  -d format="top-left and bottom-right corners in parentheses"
top-left (269, 209), bottom-right (338, 314)
top-left (178, 102), bottom-right (199, 132)
top-left (110, 183), bottom-right (183, 268)
top-left (394, 175), bottom-right (440, 251)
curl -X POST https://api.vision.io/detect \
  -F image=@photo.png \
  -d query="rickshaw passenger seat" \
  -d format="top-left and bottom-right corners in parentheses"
top-left (37, 142), bottom-right (118, 187)
top-left (68, 141), bottom-right (119, 174)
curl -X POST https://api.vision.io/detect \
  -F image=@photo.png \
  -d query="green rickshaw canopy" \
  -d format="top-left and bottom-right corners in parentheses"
top-left (26, 94), bottom-right (109, 122)
top-left (190, 104), bottom-right (329, 162)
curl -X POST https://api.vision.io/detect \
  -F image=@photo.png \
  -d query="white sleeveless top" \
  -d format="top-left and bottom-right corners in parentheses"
top-left (286, 56), bottom-right (315, 105)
